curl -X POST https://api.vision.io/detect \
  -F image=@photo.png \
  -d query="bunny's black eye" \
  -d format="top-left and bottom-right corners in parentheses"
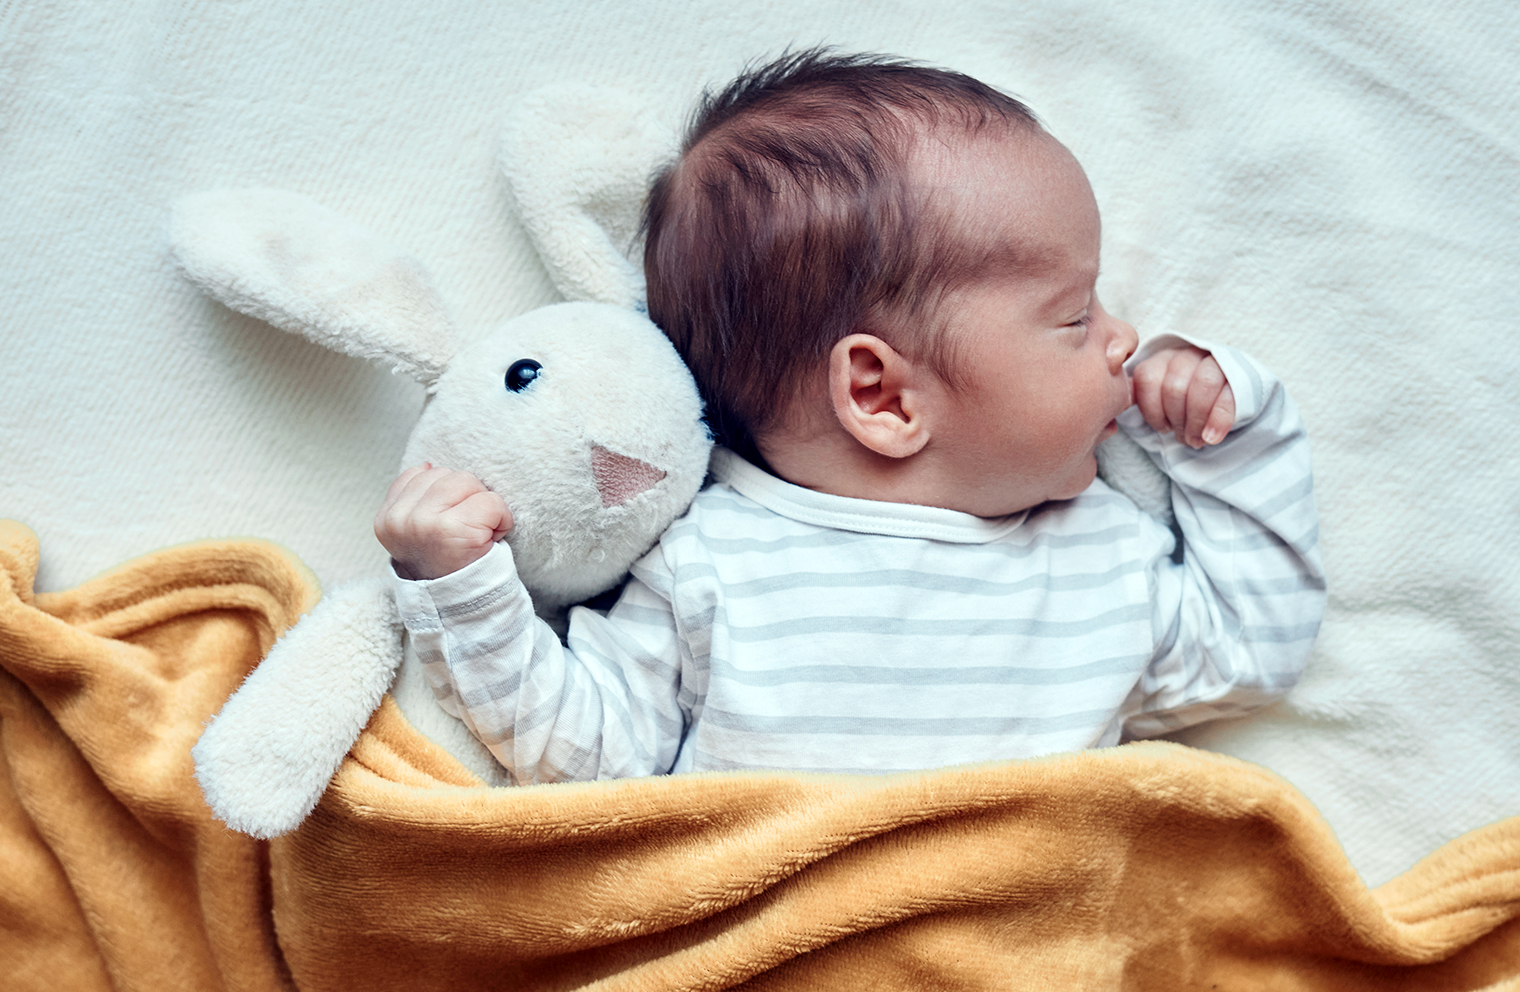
top-left (505, 359), bottom-right (543, 393)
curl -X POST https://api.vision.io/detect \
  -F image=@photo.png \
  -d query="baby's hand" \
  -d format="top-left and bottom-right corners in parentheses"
top-left (1132, 346), bottom-right (1236, 448)
top-left (374, 464), bottom-right (513, 580)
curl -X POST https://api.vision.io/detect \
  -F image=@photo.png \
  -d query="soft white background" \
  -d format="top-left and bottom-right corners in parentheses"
top-left (3, 0), bottom-right (1517, 887)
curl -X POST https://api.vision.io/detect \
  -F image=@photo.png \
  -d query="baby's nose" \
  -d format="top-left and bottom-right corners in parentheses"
top-left (1108, 321), bottom-right (1138, 372)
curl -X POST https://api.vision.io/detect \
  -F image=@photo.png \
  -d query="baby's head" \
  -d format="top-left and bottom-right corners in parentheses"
top-left (644, 50), bottom-right (1137, 516)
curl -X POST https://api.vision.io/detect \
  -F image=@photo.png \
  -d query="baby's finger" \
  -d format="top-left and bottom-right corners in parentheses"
top-left (1132, 357), bottom-right (1175, 434)
top-left (382, 464), bottom-right (431, 505)
top-left (416, 469), bottom-right (491, 515)
top-left (455, 489), bottom-right (515, 541)
top-left (1160, 350), bottom-right (1201, 441)
top-left (1183, 357), bottom-right (1228, 447)
top-left (1200, 382), bottom-right (1236, 445)
top-left (375, 465), bottom-right (455, 539)
top-left (376, 465), bottom-right (437, 536)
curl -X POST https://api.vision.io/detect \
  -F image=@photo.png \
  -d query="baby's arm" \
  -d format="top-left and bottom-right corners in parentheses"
top-left (376, 464), bottom-right (693, 783)
top-left (376, 467), bottom-right (690, 783)
top-left (1117, 336), bottom-right (1326, 736)
top-left (392, 544), bottom-right (690, 784)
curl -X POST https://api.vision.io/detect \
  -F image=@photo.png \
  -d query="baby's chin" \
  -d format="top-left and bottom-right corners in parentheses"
top-left (1042, 453), bottom-right (1101, 505)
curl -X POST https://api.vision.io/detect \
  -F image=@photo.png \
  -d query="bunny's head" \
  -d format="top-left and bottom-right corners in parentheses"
top-left (404, 302), bottom-right (707, 609)
top-left (170, 186), bottom-right (711, 612)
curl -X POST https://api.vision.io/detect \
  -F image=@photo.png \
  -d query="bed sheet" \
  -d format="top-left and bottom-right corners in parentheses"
top-left (2, 0), bottom-right (1517, 887)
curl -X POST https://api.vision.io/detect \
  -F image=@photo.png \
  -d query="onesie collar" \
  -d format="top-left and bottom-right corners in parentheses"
top-left (708, 448), bottom-right (1028, 544)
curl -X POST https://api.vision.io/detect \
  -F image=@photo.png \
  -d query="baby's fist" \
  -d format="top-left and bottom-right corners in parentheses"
top-left (1132, 346), bottom-right (1236, 448)
top-left (374, 464), bottom-right (513, 580)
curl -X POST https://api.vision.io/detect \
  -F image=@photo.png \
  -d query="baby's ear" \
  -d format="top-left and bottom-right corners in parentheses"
top-left (830, 334), bottom-right (932, 459)
top-left (499, 84), bottom-right (677, 309)
top-left (171, 189), bottom-right (456, 387)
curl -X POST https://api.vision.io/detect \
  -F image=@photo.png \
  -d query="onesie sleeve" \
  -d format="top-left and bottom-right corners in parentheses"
top-left (392, 541), bottom-right (690, 784)
top-left (1117, 335), bottom-right (1326, 738)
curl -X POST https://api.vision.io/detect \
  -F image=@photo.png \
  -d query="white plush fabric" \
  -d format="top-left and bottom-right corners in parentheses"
top-left (3, 0), bottom-right (1516, 887)
top-left (191, 578), bottom-right (405, 839)
top-left (172, 189), bottom-right (459, 386)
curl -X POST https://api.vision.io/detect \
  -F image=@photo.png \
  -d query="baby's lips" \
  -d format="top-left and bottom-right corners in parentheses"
top-left (590, 445), bottom-right (666, 508)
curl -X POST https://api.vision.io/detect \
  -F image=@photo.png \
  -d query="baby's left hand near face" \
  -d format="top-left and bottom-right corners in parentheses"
top-left (374, 465), bottom-right (514, 581)
top-left (1131, 346), bottom-right (1236, 448)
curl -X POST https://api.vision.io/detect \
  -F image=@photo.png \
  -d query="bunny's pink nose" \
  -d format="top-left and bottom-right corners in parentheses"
top-left (591, 445), bottom-right (666, 508)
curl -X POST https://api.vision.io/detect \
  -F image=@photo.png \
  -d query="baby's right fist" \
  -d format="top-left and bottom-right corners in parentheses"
top-left (1131, 346), bottom-right (1236, 449)
top-left (374, 465), bottom-right (513, 580)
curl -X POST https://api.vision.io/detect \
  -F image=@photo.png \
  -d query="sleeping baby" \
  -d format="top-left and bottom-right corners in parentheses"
top-left (374, 50), bottom-right (1326, 783)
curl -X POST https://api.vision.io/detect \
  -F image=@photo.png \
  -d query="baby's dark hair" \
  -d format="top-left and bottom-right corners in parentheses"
top-left (642, 48), bottom-right (1039, 461)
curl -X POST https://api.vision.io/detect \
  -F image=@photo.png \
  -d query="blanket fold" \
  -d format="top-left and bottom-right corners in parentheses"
top-left (1, 520), bottom-right (1517, 991)
top-left (0, 519), bottom-right (310, 992)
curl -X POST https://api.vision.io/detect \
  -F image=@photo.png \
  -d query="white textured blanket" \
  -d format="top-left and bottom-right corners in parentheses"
top-left (2, 0), bottom-right (1516, 890)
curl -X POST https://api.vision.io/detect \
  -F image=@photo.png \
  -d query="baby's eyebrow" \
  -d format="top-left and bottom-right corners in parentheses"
top-left (948, 242), bottom-right (1066, 300)
top-left (1038, 266), bottom-right (1099, 311)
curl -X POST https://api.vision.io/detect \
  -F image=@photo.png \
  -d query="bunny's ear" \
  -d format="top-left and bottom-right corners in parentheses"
top-left (171, 189), bottom-right (456, 387)
top-left (499, 85), bottom-right (677, 310)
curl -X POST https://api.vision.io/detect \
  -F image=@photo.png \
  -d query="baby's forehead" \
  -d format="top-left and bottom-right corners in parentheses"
top-left (910, 126), bottom-right (1082, 211)
top-left (902, 129), bottom-right (1099, 284)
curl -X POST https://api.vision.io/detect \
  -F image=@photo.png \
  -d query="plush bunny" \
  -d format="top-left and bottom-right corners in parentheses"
top-left (180, 89), bottom-right (712, 838)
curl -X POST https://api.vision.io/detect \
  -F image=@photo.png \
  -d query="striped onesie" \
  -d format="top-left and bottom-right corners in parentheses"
top-left (395, 340), bottom-right (1324, 784)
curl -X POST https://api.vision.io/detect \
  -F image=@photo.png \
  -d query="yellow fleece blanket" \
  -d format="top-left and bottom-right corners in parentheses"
top-left (1, 519), bottom-right (1517, 991)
